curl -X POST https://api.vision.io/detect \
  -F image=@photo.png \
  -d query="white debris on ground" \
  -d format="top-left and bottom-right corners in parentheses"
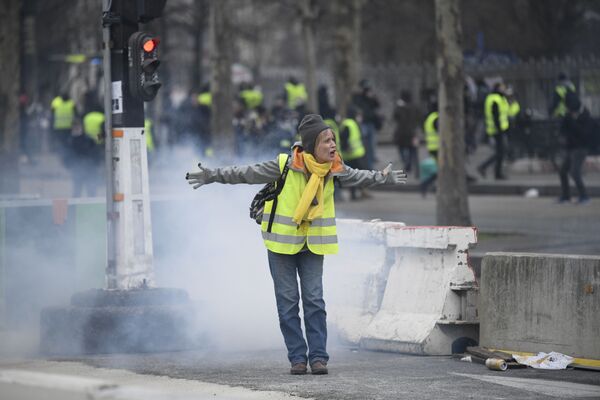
top-left (512, 352), bottom-right (574, 370)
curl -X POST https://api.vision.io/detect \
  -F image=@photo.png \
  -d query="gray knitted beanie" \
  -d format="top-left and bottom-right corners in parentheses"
top-left (298, 114), bottom-right (330, 154)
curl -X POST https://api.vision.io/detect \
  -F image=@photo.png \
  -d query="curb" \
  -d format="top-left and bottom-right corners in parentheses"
top-left (374, 183), bottom-right (600, 197)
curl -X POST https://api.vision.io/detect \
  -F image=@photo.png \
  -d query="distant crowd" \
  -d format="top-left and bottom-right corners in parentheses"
top-left (16, 72), bottom-right (598, 201)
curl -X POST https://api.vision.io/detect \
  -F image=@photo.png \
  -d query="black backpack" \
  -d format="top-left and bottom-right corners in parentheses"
top-left (249, 155), bottom-right (290, 231)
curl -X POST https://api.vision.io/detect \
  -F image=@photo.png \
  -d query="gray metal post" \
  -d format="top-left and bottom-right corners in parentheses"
top-left (102, 0), bottom-right (116, 289)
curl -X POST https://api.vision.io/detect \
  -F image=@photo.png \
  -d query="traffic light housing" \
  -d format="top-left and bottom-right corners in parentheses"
top-left (128, 32), bottom-right (162, 102)
top-left (137, 0), bottom-right (167, 23)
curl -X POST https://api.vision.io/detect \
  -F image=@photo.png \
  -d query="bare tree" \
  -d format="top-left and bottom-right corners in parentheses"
top-left (0, 0), bottom-right (21, 193)
top-left (434, 0), bottom-right (471, 226)
top-left (331, 0), bottom-right (362, 117)
top-left (190, 1), bottom-right (209, 90)
top-left (209, 0), bottom-right (234, 154)
top-left (352, 0), bottom-right (364, 83)
top-left (299, 0), bottom-right (319, 113)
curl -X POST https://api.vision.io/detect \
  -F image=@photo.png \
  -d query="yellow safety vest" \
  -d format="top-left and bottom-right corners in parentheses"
top-left (485, 93), bottom-right (509, 135)
top-left (83, 111), bottom-right (105, 144)
top-left (144, 119), bottom-right (155, 151)
top-left (198, 92), bottom-right (212, 107)
top-left (508, 100), bottom-right (520, 118)
top-left (423, 111), bottom-right (439, 152)
top-left (553, 83), bottom-right (576, 117)
top-left (262, 153), bottom-right (338, 255)
top-left (339, 118), bottom-right (366, 161)
top-left (51, 96), bottom-right (75, 129)
top-left (240, 89), bottom-right (263, 109)
top-left (284, 82), bottom-right (308, 109)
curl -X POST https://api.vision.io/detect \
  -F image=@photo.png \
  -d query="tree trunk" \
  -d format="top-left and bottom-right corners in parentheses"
top-left (191, 0), bottom-right (208, 91)
top-left (209, 0), bottom-right (234, 154)
top-left (434, 0), bottom-right (471, 226)
top-left (0, 0), bottom-right (21, 194)
top-left (300, 0), bottom-right (318, 114)
top-left (351, 0), bottom-right (363, 86)
top-left (331, 0), bottom-right (359, 118)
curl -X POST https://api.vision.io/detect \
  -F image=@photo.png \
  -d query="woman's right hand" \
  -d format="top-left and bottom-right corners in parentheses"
top-left (186, 163), bottom-right (214, 189)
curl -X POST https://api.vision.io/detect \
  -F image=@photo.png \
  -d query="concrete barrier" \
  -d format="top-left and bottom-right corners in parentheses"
top-left (328, 221), bottom-right (479, 355)
top-left (480, 252), bottom-right (600, 360)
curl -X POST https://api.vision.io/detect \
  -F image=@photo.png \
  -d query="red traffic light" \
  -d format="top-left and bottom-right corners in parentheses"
top-left (129, 32), bottom-right (162, 102)
top-left (143, 38), bottom-right (159, 53)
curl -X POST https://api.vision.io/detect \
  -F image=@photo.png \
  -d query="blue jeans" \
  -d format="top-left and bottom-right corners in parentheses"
top-left (267, 250), bottom-right (329, 365)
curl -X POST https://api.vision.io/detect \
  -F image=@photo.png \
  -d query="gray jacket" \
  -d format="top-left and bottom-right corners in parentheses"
top-left (205, 156), bottom-right (395, 188)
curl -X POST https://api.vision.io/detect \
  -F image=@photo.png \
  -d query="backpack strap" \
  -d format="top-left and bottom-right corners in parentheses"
top-left (267, 154), bottom-right (290, 233)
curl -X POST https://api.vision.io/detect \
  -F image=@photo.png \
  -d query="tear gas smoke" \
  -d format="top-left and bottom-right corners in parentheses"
top-left (1, 144), bottom-right (385, 357)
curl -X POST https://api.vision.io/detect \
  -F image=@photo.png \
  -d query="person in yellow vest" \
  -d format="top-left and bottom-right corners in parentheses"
top-left (71, 108), bottom-right (104, 197)
top-left (477, 82), bottom-right (510, 180)
top-left (284, 76), bottom-right (308, 111)
top-left (420, 107), bottom-right (439, 197)
top-left (186, 114), bottom-right (406, 376)
top-left (238, 81), bottom-right (264, 111)
top-left (505, 85), bottom-right (521, 161)
top-left (197, 84), bottom-right (214, 157)
top-left (83, 109), bottom-right (105, 146)
top-left (141, 118), bottom-right (154, 151)
top-left (338, 107), bottom-right (368, 200)
top-left (324, 117), bottom-right (338, 141)
top-left (50, 92), bottom-right (76, 163)
top-left (197, 90), bottom-right (212, 108)
top-left (506, 86), bottom-right (521, 122)
top-left (549, 72), bottom-right (576, 118)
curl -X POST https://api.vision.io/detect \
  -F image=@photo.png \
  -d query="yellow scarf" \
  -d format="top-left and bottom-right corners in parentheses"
top-left (292, 153), bottom-right (332, 226)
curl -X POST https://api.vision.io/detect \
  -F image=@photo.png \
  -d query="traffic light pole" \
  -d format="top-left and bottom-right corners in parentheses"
top-left (101, 0), bottom-right (116, 289)
top-left (102, 0), bottom-right (154, 289)
top-left (40, 0), bottom-right (196, 356)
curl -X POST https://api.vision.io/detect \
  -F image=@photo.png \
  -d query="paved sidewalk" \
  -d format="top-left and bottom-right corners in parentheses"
top-left (374, 144), bottom-right (600, 197)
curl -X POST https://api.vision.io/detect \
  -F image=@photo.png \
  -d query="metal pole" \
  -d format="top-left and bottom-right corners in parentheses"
top-left (102, 0), bottom-right (116, 289)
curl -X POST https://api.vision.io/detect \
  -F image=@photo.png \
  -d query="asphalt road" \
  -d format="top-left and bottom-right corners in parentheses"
top-left (1, 346), bottom-right (597, 400)
top-left (75, 347), bottom-right (600, 399)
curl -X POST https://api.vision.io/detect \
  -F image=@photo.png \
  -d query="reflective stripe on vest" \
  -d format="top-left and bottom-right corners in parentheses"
top-left (485, 93), bottom-right (509, 135)
top-left (340, 118), bottom-right (366, 161)
top-left (83, 111), bottom-right (105, 144)
top-left (261, 153), bottom-right (338, 255)
top-left (423, 111), bottom-right (439, 152)
top-left (51, 97), bottom-right (75, 129)
top-left (284, 83), bottom-right (307, 109)
top-left (262, 213), bottom-right (336, 227)
top-left (553, 83), bottom-right (576, 117)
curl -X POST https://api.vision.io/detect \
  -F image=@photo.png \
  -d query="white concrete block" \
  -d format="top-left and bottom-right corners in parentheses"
top-left (328, 221), bottom-right (479, 355)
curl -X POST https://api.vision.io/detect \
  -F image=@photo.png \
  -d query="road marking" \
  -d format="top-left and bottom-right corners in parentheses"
top-left (451, 372), bottom-right (600, 398)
